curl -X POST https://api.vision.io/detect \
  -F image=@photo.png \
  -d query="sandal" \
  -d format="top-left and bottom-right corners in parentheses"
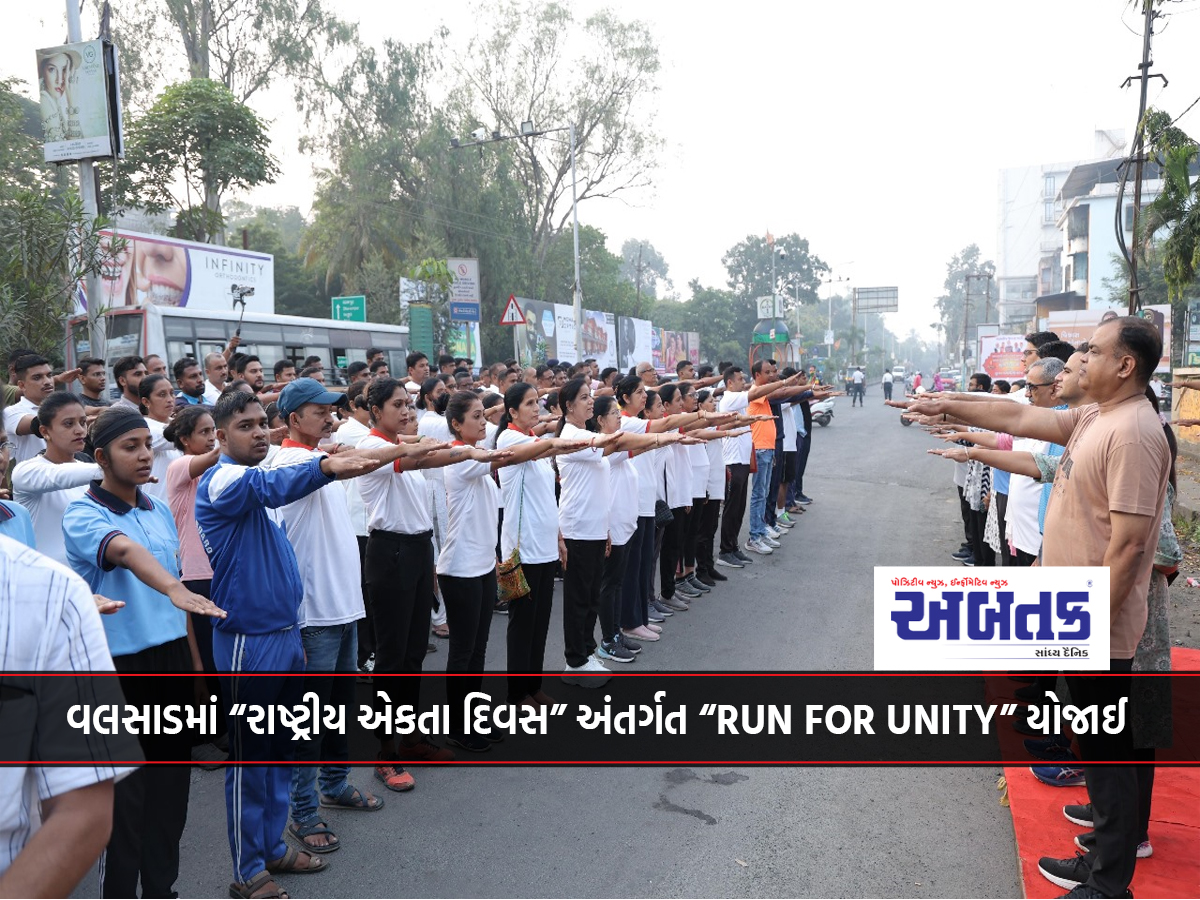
top-left (432, 624), bottom-right (449, 639)
top-left (287, 820), bottom-right (340, 853)
top-left (319, 783), bottom-right (384, 812)
top-left (230, 870), bottom-right (288, 898)
top-left (266, 845), bottom-right (329, 875)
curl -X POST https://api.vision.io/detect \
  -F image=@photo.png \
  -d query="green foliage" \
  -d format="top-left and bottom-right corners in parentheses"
top-left (620, 239), bottom-right (671, 300)
top-left (1102, 244), bottom-right (1183, 362)
top-left (1142, 107), bottom-right (1200, 304)
top-left (935, 244), bottom-right (996, 366)
top-left (114, 80), bottom-right (279, 242)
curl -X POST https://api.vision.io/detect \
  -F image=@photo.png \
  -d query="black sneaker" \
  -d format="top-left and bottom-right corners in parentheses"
top-left (960, 555), bottom-right (976, 567)
top-left (951, 548), bottom-right (972, 560)
top-left (1063, 803), bottom-right (1094, 829)
top-left (734, 549), bottom-right (754, 564)
top-left (494, 598), bottom-right (511, 615)
top-left (716, 552), bottom-right (744, 569)
top-left (446, 733), bottom-right (491, 753)
top-left (1037, 852), bottom-right (1092, 891)
top-left (695, 570), bottom-right (717, 587)
top-left (704, 566), bottom-right (728, 582)
top-left (1056, 886), bottom-right (1132, 899)
top-left (1074, 831), bottom-right (1152, 859)
top-left (685, 574), bottom-right (711, 593)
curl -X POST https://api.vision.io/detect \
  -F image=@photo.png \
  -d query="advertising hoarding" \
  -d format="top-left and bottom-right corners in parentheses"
top-left (36, 39), bottom-right (123, 163)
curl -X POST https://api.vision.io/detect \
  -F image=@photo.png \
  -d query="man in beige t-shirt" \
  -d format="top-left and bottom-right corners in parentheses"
top-left (898, 316), bottom-right (1168, 899)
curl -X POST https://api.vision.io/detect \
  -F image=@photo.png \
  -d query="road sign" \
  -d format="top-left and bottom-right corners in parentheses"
top-left (500, 294), bottom-right (526, 326)
top-left (331, 295), bottom-right (366, 322)
top-left (447, 257), bottom-right (481, 322)
top-left (853, 287), bottom-right (899, 313)
top-left (449, 300), bottom-right (481, 322)
top-left (824, 329), bottom-right (835, 345)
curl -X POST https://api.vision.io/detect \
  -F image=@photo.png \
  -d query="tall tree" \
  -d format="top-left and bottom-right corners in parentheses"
top-left (1141, 107), bottom-right (1200, 303)
top-left (935, 244), bottom-right (996, 368)
top-left (114, 80), bottom-right (279, 243)
top-left (619, 238), bottom-right (670, 300)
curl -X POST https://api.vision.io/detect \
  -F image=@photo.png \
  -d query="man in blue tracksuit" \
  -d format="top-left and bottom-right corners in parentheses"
top-left (196, 390), bottom-right (382, 898)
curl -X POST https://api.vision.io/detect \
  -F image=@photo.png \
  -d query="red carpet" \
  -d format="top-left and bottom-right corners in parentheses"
top-left (1000, 648), bottom-right (1200, 899)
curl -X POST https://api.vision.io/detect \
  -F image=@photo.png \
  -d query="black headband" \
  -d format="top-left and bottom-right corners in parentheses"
top-left (91, 410), bottom-right (149, 451)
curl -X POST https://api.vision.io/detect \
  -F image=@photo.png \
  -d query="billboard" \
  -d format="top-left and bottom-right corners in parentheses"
top-left (447, 257), bottom-right (480, 322)
top-left (854, 286), bottom-right (899, 313)
top-left (445, 321), bottom-right (482, 365)
top-left (656, 330), bottom-right (694, 373)
top-left (36, 40), bottom-right (123, 163)
top-left (80, 229), bottom-right (274, 315)
top-left (1046, 305), bottom-right (1172, 373)
top-left (617, 316), bottom-right (653, 369)
top-left (579, 310), bottom-right (617, 369)
top-left (553, 303), bottom-right (577, 364)
top-left (514, 298), bottom-right (558, 365)
top-left (978, 334), bottom-right (1027, 382)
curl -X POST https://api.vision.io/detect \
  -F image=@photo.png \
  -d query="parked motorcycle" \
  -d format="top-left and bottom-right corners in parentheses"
top-left (812, 396), bottom-right (834, 427)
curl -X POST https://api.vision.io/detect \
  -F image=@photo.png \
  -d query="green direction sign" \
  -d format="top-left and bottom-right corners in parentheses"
top-left (331, 295), bottom-right (366, 322)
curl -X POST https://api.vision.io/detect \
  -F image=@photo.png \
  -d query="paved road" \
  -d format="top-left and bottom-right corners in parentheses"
top-left (77, 391), bottom-right (1022, 898)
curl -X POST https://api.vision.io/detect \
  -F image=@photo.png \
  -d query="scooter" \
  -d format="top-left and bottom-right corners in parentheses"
top-left (812, 396), bottom-right (834, 427)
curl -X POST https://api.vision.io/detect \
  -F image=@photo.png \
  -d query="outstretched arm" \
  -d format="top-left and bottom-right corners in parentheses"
top-left (892, 396), bottom-right (1072, 444)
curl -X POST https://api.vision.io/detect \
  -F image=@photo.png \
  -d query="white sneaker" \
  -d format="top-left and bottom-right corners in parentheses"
top-left (763, 535), bottom-right (781, 548)
top-left (765, 525), bottom-right (782, 540)
top-left (562, 656), bottom-right (611, 687)
top-left (746, 538), bottom-right (774, 555)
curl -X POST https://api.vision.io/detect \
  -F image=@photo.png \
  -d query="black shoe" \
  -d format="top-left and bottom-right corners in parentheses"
top-left (1037, 852), bottom-right (1092, 892)
top-left (1063, 803), bottom-right (1094, 829)
top-left (494, 598), bottom-right (511, 615)
top-left (704, 566), bottom-right (728, 582)
top-left (695, 570), bottom-right (717, 587)
top-left (686, 574), bottom-right (712, 593)
top-left (446, 733), bottom-right (491, 753)
top-left (425, 642), bottom-right (437, 654)
top-left (1056, 886), bottom-right (1132, 899)
top-left (951, 548), bottom-right (972, 560)
top-left (1013, 712), bottom-right (1047, 736)
top-left (734, 549), bottom-right (754, 564)
top-left (960, 555), bottom-right (976, 567)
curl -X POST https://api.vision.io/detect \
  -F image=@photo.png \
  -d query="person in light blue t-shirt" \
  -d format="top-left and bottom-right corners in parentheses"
top-left (0, 424), bottom-right (34, 548)
top-left (62, 407), bottom-right (224, 900)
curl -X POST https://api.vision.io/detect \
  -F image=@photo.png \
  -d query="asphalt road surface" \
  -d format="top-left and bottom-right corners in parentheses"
top-left (76, 388), bottom-right (1022, 898)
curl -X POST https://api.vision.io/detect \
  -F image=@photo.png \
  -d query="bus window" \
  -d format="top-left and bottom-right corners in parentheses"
top-left (168, 340), bottom-right (198, 365)
top-left (104, 313), bottom-right (144, 364)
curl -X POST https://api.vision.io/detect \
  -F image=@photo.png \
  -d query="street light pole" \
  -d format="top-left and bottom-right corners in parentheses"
top-left (569, 122), bottom-right (582, 348)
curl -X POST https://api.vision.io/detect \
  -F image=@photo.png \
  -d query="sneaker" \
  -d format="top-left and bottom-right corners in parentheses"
top-left (647, 606), bottom-right (666, 623)
top-left (704, 566), bottom-right (728, 582)
top-left (1037, 852), bottom-right (1092, 891)
top-left (562, 656), bottom-right (611, 687)
top-left (660, 595), bottom-right (690, 612)
top-left (596, 640), bottom-right (637, 663)
top-left (717, 552), bottom-right (745, 569)
top-left (951, 548), bottom-right (972, 561)
top-left (734, 549), bottom-right (754, 564)
top-left (797, 494), bottom-right (813, 505)
top-left (446, 733), bottom-right (491, 753)
top-left (617, 633), bottom-right (643, 654)
top-left (623, 626), bottom-right (659, 643)
top-left (960, 555), bottom-right (976, 567)
top-left (765, 524), bottom-right (783, 539)
top-left (1031, 764), bottom-right (1086, 787)
top-left (645, 622), bottom-right (662, 634)
top-left (746, 538), bottom-right (773, 555)
top-left (762, 535), bottom-right (781, 549)
top-left (1063, 803), bottom-right (1094, 829)
top-left (374, 758), bottom-right (416, 792)
top-left (1023, 735), bottom-right (1072, 756)
top-left (777, 511), bottom-right (795, 527)
top-left (685, 574), bottom-right (712, 593)
top-left (695, 570), bottom-right (718, 586)
top-left (1056, 886), bottom-right (1132, 899)
top-left (1074, 830), bottom-right (1153, 859)
top-left (357, 655), bottom-right (375, 683)
top-left (396, 738), bottom-right (456, 762)
top-left (650, 598), bottom-right (675, 617)
top-left (674, 579), bottom-right (701, 598)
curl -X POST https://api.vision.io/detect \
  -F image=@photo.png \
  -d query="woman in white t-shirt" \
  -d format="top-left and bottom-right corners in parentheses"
top-left (492, 382), bottom-right (594, 707)
top-left (12, 392), bottom-right (101, 564)
top-left (590, 394), bottom-right (691, 662)
top-left (695, 389), bottom-right (731, 585)
top-left (554, 378), bottom-right (667, 685)
top-left (416, 378), bottom-right (453, 638)
top-left (137, 374), bottom-right (182, 500)
top-left (440, 390), bottom-right (588, 751)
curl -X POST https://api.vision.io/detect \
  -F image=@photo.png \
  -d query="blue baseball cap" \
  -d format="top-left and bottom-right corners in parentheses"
top-left (277, 377), bottom-right (348, 418)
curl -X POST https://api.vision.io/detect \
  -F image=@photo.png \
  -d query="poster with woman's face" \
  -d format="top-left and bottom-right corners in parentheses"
top-left (36, 40), bottom-right (114, 162)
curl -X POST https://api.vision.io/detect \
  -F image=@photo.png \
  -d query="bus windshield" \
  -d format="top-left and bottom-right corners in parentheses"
top-left (70, 312), bottom-right (143, 366)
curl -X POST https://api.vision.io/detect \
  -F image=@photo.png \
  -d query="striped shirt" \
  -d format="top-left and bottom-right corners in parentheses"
top-left (0, 534), bottom-right (138, 877)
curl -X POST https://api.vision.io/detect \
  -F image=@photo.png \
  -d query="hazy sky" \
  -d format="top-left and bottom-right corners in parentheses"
top-left (9, 0), bottom-right (1200, 339)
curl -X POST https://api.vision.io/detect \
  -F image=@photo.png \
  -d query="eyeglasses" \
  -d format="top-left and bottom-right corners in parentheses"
top-left (0, 441), bottom-right (13, 451)
top-left (1025, 381), bottom-right (1055, 393)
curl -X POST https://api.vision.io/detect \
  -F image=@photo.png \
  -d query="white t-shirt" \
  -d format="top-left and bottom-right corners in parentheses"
top-left (437, 450), bottom-right (500, 578)
top-left (356, 433), bottom-right (432, 535)
top-left (12, 456), bottom-right (102, 565)
top-left (496, 429), bottom-right (558, 565)
top-left (203, 380), bottom-right (223, 405)
top-left (335, 418), bottom-right (371, 537)
top-left (620, 416), bottom-right (658, 517)
top-left (687, 442), bottom-right (708, 500)
top-left (705, 437), bottom-right (726, 499)
top-left (557, 422), bottom-right (610, 541)
top-left (607, 450), bottom-right (639, 545)
top-left (779, 400), bottom-right (797, 445)
top-left (3, 397), bottom-right (45, 465)
top-left (852, 370), bottom-right (865, 384)
top-left (485, 421), bottom-right (504, 508)
top-left (145, 419), bottom-right (182, 501)
top-left (665, 437), bottom-right (691, 508)
top-left (719, 391), bottom-right (751, 465)
top-left (883, 372), bottom-right (894, 384)
top-left (1009, 436), bottom-right (1050, 555)
top-left (266, 443), bottom-right (364, 627)
top-left (0, 536), bottom-right (135, 876)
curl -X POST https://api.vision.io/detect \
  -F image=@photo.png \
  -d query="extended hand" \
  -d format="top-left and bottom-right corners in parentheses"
top-left (322, 450), bottom-right (387, 478)
top-left (167, 585), bottom-right (226, 618)
top-left (94, 595), bottom-right (125, 615)
top-left (54, 367), bottom-right (82, 386)
top-left (927, 447), bottom-right (968, 463)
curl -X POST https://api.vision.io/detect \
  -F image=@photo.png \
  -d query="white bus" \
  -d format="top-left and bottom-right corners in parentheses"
top-left (66, 304), bottom-right (410, 387)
